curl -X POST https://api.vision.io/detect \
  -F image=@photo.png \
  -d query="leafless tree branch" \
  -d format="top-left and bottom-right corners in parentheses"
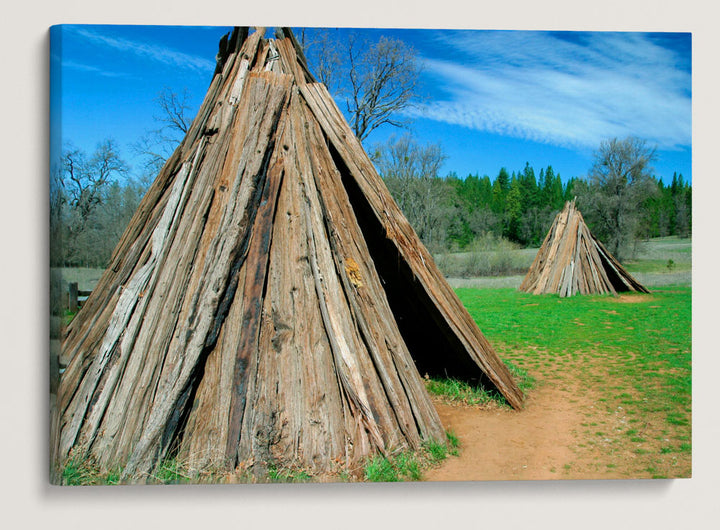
top-left (133, 87), bottom-right (193, 174)
top-left (577, 137), bottom-right (658, 260)
top-left (303, 30), bottom-right (421, 142)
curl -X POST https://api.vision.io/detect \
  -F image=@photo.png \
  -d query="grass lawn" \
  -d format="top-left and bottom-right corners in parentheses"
top-left (456, 285), bottom-right (691, 478)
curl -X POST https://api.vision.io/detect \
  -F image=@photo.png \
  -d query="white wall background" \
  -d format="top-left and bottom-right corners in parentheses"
top-left (1, 1), bottom-right (716, 529)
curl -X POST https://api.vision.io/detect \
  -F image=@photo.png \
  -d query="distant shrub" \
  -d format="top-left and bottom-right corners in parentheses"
top-left (434, 233), bottom-right (532, 277)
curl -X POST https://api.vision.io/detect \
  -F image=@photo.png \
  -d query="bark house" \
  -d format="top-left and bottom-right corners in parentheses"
top-left (53, 27), bottom-right (523, 482)
top-left (519, 200), bottom-right (649, 297)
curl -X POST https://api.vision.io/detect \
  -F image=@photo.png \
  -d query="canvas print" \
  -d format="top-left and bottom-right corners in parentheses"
top-left (49, 25), bottom-right (691, 485)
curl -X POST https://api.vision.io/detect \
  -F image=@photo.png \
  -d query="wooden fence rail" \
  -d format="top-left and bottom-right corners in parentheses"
top-left (64, 282), bottom-right (92, 312)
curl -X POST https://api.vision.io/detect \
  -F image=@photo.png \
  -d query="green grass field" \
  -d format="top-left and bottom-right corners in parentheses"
top-left (457, 284), bottom-right (691, 478)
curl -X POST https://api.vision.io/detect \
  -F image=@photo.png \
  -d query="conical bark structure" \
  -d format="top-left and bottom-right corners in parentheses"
top-left (519, 200), bottom-right (649, 297)
top-left (53, 27), bottom-right (523, 482)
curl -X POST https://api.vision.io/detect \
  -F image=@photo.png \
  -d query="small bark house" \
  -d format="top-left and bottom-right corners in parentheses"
top-left (519, 200), bottom-right (649, 297)
top-left (53, 27), bottom-right (523, 482)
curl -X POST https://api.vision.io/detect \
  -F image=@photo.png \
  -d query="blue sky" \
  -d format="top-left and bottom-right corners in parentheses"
top-left (50, 25), bottom-right (692, 184)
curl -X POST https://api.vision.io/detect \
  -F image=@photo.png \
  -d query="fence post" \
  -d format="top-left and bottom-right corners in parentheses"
top-left (68, 282), bottom-right (78, 313)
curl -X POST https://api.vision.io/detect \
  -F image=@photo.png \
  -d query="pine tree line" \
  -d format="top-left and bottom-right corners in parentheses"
top-left (641, 172), bottom-right (692, 239)
top-left (383, 162), bottom-right (690, 253)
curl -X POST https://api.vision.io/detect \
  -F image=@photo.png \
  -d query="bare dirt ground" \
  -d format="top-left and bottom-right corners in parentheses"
top-left (425, 357), bottom-right (690, 482)
top-left (425, 381), bottom-right (594, 482)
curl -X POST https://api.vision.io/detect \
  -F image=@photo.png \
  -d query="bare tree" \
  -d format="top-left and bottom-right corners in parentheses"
top-left (155, 87), bottom-right (192, 134)
top-left (577, 137), bottom-right (658, 261)
top-left (347, 35), bottom-right (421, 141)
top-left (49, 164), bottom-right (66, 271)
top-left (133, 87), bottom-right (193, 174)
top-left (303, 29), bottom-right (342, 92)
top-left (374, 135), bottom-right (450, 251)
top-left (304, 30), bottom-right (421, 142)
top-left (60, 140), bottom-right (128, 266)
top-left (63, 139), bottom-right (127, 226)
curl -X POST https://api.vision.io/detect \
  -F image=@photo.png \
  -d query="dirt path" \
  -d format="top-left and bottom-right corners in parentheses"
top-left (424, 374), bottom-right (646, 482)
top-left (425, 381), bottom-right (589, 481)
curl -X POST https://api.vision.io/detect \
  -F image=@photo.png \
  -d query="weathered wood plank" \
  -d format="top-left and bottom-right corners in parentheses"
top-left (117, 73), bottom-right (293, 478)
top-left (297, 95), bottom-right (445, 448)
top-left (225, 149), bottom-right (287, 467)
top-left (250, 122), bottom-right (346, 470)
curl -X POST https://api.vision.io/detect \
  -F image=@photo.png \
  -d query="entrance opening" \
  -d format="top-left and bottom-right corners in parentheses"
top-left (330, 146), bottom-right (494, 391)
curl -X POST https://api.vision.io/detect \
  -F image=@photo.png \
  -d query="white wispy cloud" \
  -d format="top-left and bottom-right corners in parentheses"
top-left (70, 27), bottom-right (216, 73)
top-left (60, 59), bottom-right (130, 78)
top-left (412, 31), bottom-right (691, 151)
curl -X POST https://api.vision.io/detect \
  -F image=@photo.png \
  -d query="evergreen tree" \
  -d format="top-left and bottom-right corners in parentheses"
top-left (519, 162), bottom-right (539, 210)
top-left (542, 166), bottom-right (563, 210)
top-left (564, 176), bottom-right (578, 203)
top-left (505, 176), bottom-right (523, 242)
top-left (496, 167), bottom-right (510, 192)
top-left (479, 175), bottom-right (493, 206)
top-left (492, 167), bottom-right (510, 214)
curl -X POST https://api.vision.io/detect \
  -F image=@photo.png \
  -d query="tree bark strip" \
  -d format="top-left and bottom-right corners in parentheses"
top-left (225, 148), bottom-right (287, 467)
top-left (297, 96), bottom-right (445, 447)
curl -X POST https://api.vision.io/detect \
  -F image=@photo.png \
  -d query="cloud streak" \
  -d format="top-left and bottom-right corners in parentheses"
top-left (412, 31), bottom-right (691, 151)
top-left (70, 27), bottom-right (216, 73)
top-left (59, 58), bottom-right (130, 78)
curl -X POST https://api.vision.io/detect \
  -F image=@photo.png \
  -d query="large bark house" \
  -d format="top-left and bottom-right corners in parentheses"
top-left (53, 27), bottom-right (523, 482)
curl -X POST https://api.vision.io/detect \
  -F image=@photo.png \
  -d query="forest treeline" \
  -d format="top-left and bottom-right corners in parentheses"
top-left (51, 135), bottom-right (691, 270)
top-left (376, 136), bottom-right (691, 258)
top-left (385, 164), bottom-right (691, 252)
